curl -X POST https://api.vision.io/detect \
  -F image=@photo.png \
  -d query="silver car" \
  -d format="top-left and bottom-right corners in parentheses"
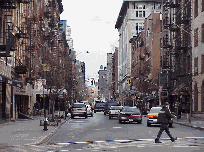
top-left (71, 103), bottom-right (87, 119)
top-left (109, 106), bottom-right (123, 119)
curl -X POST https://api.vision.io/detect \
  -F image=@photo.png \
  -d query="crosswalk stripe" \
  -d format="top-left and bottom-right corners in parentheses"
top-left (47, 136), bottom-right (204, 146)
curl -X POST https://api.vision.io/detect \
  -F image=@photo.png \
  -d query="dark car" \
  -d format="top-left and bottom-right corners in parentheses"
top-left (94, 101), bottom-right (105, 113)
top-left (104, 101), bottom-right (119, 115)
top-left (71, 103), bottom-right (87, 119)
top-left (118, 107), bottom-right (142, 124)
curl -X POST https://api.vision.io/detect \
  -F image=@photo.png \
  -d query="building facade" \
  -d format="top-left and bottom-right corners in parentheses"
top-left (0, 0), bottom-right (83, 123)
top-left (115, 0), bottom-right (162, 103)
top-left (192, 0), bottom-right (204, 113)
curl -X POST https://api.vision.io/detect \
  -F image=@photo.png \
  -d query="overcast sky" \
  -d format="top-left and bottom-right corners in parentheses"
top-left (60, 0), bottom-right (123, 80)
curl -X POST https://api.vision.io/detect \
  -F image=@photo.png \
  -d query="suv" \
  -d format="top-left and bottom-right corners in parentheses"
top-left (104, 101), bottom-right (120, 115)
top-left (71, 103), bottom-right (87, 119)
top-left (94, 101), bottom-right (105, 113)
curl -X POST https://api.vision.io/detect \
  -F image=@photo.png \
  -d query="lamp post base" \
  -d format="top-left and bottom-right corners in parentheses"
top-left (43, 121), bottom-right (48, 131)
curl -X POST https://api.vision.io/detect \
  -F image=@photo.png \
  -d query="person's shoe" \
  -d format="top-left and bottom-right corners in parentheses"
top-left (155, 138), bottom-right (162, 143)
top-left (171, 137), bottom-right (177, 142)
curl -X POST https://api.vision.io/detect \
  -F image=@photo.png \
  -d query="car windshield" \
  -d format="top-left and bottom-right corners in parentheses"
top-left (121, 107), bottom-right (140, 114)
top-left (73, 104), bottom-right (85, 108)
top-left (95, 102), bottom-right (105, 106)
top-left (149, 107), bottom-right (161, 113)
top-left (110, 106), bottom-right (122, 110)
top-left (106, 102), bottom-right (118, 106)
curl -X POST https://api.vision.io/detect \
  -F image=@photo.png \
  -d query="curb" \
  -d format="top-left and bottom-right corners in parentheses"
top-left (173, 121), bottom-right (204, 130)
top-left (25, 117), bottom-right (70, 146)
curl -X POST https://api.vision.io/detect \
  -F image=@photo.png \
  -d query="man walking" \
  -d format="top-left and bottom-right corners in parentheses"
top-left (155, 102), bottom-right (177, 143)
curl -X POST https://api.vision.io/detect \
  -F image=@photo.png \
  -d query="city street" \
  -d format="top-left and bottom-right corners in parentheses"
top-left (2, 112), bottom-right (204, 152)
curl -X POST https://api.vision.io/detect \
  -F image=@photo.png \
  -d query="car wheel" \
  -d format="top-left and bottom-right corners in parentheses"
top-left (71, 115), bottom-right (74, 119)
top-left (104, 112), bottom-right (106, 115)
top-left (169, 123), bottom-right (172, 127)
top-left (85, 115), bottom-right (87, 118)
top-left (119, 120), bottom-right (122, 124)
top-left (138, 120), bottom-right (142, 124)
top-left (91, 113), bottom-right (93, 117)
top-left (109, 116), bottom-right (111, 119)
top-left (147, 123), bottom-right (151, 127)
top-left (94, 110), bottom-right (96, 113)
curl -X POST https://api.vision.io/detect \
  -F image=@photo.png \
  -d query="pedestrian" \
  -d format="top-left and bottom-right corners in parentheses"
top-left (155, 102), bottom-right (177, 143)
top-left (178, 103), bottom-right (182, 119)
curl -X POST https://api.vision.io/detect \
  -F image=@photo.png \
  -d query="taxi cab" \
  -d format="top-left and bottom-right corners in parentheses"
top-left (147, 106), bottom-right (173, 127)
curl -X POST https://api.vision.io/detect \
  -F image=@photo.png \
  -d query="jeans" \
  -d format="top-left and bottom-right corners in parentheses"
top-left (156, 123), bottom-right (173, 139)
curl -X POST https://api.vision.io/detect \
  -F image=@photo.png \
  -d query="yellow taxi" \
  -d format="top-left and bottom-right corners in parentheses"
top-left (147, 107), bottom-right (173, 127)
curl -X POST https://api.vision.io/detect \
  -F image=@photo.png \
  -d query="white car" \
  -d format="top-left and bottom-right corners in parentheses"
top-left (86, 105), bottom-right (93, 117)
top-left (109, 106), bottom-right (123, 119)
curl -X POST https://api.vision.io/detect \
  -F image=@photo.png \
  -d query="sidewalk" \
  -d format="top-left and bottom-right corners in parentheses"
top-left (0, 115), bottom-right (68, 147)
top-left (173, 113), bottom-right (204, 130)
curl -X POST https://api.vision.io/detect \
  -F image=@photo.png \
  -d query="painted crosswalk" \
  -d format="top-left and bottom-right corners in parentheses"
top-left (4, 137), bottom-right (204, 152)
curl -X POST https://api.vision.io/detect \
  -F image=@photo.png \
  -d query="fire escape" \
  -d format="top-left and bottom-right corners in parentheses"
top-left (162, 0), bottom-right (192, 104)
top-left (0, 0), bottom-right (17, 62)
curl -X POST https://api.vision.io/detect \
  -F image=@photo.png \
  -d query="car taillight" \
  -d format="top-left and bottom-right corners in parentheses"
top-left (90, 109), bottom-right (92, 111)
top-left (109, 111), bottom-right (111, 114)
top-left (148, 116), bottom-right (157, 119)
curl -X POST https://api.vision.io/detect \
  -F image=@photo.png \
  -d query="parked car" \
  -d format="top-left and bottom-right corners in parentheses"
top-left (118, 106), bottom-right (142, 124)
top-left (109, 106), bottom-right (123, 119)
top-left (86, 105), bottom-right (93, 117)
top-left (104, 101), bottom-right (120, 115)
top-left (71, 103), bottom-right (87, 119)
top-left (147, 107), bottom-right (173, 127)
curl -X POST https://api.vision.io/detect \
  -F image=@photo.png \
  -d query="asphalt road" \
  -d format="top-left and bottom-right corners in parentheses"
top-left (4, 112), bottom-right (204, 151)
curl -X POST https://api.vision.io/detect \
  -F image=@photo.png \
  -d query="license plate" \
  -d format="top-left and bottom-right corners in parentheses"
top-left (129, 119), bottom-right (133, 122)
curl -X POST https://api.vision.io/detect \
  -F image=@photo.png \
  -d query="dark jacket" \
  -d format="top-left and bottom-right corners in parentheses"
top-left (157, 106), bottom-right (174, 124)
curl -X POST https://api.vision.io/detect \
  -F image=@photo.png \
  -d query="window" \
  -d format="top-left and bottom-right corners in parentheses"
top-left (194, 0), bottom-right (198, 18)
top-left (136, 23), bottom-right (138, 34)
top-left (202, 24), bottom-right (204, 43)
top-left (194, 28), bottom-right (198, 47)
top-left (139, 11), bottom-right (142, 17)
top-left (138, 5), bottom-right (143, 9)
top-left (156, 4), bottom-right (161, 9)
top-left (136, 11), bottom-right (145, 17)
top-left (160, 38), bottom-right (162, 48)
top-left (194, 57), bottom-right (198, 75)
top-left (139, 23), bottom-right (143, 31)
top-left (202, 54), bottom-right (204, 74)
top-left (146, 30), bottom-right (149, 37)
top-left (160, 20), bottom-right (162, 32)
top-left (136, 4), bottom-right (138, 9)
